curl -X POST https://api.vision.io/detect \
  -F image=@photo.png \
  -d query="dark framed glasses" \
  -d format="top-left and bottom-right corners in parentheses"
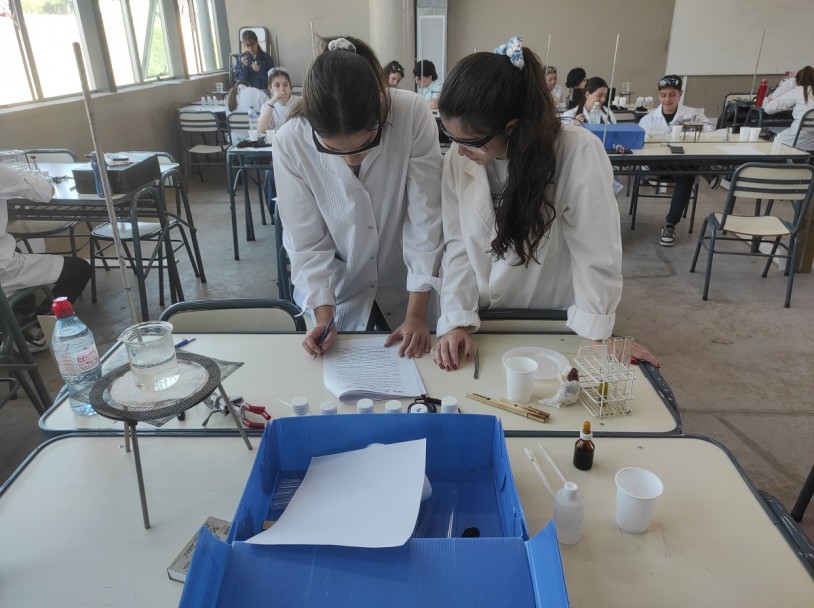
top-left (658, 75), bottom-right (682, 89)
top-left (312, 122), bottom-right (383, 156)
top-left (439, 123), bottom-right (503, 153)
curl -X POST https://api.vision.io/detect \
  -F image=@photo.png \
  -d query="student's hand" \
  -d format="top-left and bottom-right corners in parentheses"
top-left (576, 113), bottom-right (586, 124)
top-left (432, 328), bottom-right (473, 371)
top-left (251, 61), bottom-right (260, 73)
top-left (268, 93), bottom-right (280, 107)
top-left (631, 341), bottom-right (660, 368)
top-left (241, 55), bottom-right (250, 66)
top-left (303, 307), bottom-right (336, 357)
top-left (384, 316), bottom-right (430, 358)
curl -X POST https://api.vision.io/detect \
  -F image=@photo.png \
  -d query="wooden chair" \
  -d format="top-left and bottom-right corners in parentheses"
top-left (690, 163), bottom-right (814, 307)
top-left (159, 298), bottom-right (305, 332)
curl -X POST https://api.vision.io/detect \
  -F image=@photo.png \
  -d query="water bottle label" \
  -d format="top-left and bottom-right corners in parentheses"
top-left (56, 346), bottom-right (99, 375)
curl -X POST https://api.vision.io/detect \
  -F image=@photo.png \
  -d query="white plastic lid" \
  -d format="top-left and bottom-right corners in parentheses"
top-left (384, 400), bottom-right (402, 413)
top-left (357, 398), bottom-right (374, 414)
top-left (580, 429), bottom-right (593, 441)
top-left (563, 481), bottom-right (579, 500)
top-left (319, 400), bottom-right (337, 415)
top-left (291, 396), bottom-right (309, 416)
top-left (440, 396), bottom-right (458, 413)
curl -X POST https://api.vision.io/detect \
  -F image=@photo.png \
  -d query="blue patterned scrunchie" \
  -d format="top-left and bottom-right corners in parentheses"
top-left (494, 36), bottom-right (524, 70)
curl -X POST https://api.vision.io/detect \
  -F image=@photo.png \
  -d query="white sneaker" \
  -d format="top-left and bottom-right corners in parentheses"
top-left (660, 224), bottom-right (676, 247)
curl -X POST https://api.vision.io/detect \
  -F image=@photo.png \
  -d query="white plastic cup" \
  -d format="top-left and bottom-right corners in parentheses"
top-left (615, 467), bottom-right (664, 533)
top-left (265, 129), bottom-right (276, 143)
top-left (503, 356), bottom-right (538, 403)
top-left (248, 129), bottom-right (258, 141)
top-left (671, 125), bottom-right (683, 142)
top-left (738, 128), bottom-right (749, 142)
top-left (748, 127), bottom-right (761, 142)
top-left (215, 82), bottom-right (224, 94)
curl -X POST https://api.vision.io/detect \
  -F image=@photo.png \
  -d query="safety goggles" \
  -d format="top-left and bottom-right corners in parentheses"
top-left (439, 123), bottom-right (503, 154)
top-left (657, 75), bottom-right (682, 90)
top-left (312, 122), bottom-right (382, 156)
top-left (268, 67), bottom-right (289, 78)
top-left (546, 66), bottom-right (557, 74)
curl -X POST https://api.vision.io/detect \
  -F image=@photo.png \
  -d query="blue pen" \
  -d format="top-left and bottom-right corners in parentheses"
top-left (174, 338), bottom-right (196, 349)
top-left (312, 316), bottom-right (336, 360)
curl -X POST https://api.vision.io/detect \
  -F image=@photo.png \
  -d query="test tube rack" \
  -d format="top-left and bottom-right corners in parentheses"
top-left (574, 338), bottom-right (635, 418)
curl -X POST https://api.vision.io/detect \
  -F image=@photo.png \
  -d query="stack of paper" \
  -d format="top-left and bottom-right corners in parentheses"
top-left (323, 336), bottom-right (425, 402)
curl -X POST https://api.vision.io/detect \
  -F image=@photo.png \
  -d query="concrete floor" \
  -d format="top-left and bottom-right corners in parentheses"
top-left (1, 167), bottom-right (812, 544)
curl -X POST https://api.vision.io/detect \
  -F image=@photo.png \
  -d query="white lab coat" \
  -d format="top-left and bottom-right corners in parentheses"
top-left (550, 83), bottom-right (564, 105)
top-left (437, 125), bottom-right (622, 340)
top-left (560, 104), bottom-right (617, 125)
top-left (638, 104), bottom-right (713, 133)
top-left (0, 166), bottom-right (63, 294)
top-left (768, 77), bottom-right (796, 101)
top-left (763, 85), bottom-right (814, 151)
top-left (274, 88), bottom-right (443, 331)
top-left (258, 96), bottom-right (299, 132)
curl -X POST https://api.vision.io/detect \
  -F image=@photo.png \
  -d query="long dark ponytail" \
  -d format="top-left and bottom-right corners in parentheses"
top-left (439, 48), bottom-right (560, 266)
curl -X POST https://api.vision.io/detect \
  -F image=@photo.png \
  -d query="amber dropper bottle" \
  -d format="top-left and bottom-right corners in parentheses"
top-left (573, 420), bottom-right (595, 471)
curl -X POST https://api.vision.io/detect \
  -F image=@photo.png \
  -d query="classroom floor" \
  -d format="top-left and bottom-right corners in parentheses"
top-left (1, 167), bottom-right (812, 543)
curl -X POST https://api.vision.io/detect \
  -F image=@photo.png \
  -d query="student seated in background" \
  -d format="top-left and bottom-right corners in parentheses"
top-left (545, 66), bottom-right (563, 106)
top-left (274, 36), bottom-right (443, 359)
top-left (413, 60), bottom-right (442, 109)
top-left (226, 80), bottom-right (269, 114)
top-left (384, 61), bottom-right (405, 87)
top-left (763, 66), bottom-right (814, 151)
top-left (258, 67), bottom-right (298, 132)
top-left (767, 70), bottom-right (798, 101)
top-left (0, 166), bottom-right (92, 352)
top-left (565, 67), bottom-right (587, 109)
top-left (638, 74), bottom-right (713, 247)
top-left (431, 36), bottom-right (659, 370)
top-left (236, 29), bottom-right (274, 91)
top-left (560, 77), bottom-right (616, 125)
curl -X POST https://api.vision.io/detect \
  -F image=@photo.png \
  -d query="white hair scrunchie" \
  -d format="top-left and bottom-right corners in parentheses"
top-left (327, 37), bottom-right (356, 53)
top-left (494, 35), bottom-right (524, 70)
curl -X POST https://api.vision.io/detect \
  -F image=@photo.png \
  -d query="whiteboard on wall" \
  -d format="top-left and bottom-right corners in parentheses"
top-left (665, 0), bottom-right (812, 75)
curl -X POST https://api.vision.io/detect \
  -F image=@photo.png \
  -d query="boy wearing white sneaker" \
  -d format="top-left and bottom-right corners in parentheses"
top-left (638, 75), bottom-right (713, 246)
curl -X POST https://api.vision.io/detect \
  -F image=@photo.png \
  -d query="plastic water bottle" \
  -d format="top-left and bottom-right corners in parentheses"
top-left (86, 153), bottom-right (104, 197)
top-left (553, 481), bottom-right (585, 544)
top-left (50, 297), bottom-right (101, 416)
top-left (589, 102), bottom-right (601, 125)
top-left (248, 105), bottom-right (259, 139)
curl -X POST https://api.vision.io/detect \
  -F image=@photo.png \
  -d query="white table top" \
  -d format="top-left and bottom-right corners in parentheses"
top-left (40, 333), bottom-right (680, 435)
top-left (622, 139), bottom-right (807, 159)
top-left (1, 434), bottom-right (810, 607)
top-left (177, 104), bottom-right (227, 114)
top-left (507, 435), bottom-right (814, 607)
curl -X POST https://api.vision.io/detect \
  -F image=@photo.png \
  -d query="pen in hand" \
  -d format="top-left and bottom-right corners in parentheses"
top-left (312, 316), bottom-right (336, 360)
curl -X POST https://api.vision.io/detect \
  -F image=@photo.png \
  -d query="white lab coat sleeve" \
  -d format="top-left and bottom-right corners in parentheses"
top-left (0, 166), bottom-right (53, 206)
top-left (637, 111), bottom-right (654, 131)
top-left (558, 132), bottom-right (622, 339)
top-left (273, 143), bottom-right (337, 312)
top-left (763, 88), bottom-right (798, 114)
top-left (436, 149), bottom-right (481, 337)
top-left (402, 95), bottom-right (443, 293)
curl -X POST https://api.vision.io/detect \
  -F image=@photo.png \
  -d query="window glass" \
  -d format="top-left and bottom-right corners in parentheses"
top-left (130, 0), bottom-right (170, 79)
top-left (0, 6), bottom-right (34, 105)
top-left (99, 0), bottom-right (136, 86)
top-left (177, 0), bottom-right (221, 75)
top-left (20, 0), bottom-right (84, 98)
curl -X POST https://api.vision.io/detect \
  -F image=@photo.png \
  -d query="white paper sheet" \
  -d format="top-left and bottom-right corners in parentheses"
top-left (716, 144), bottom-right (765, 155)
top-left (246, 439), bottom-right (427, 547)
top-left (323, 336), bottom-right (426, 402)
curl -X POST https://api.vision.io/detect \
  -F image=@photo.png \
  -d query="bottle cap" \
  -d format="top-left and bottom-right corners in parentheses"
top-left (51, 297), bottom-right (74, 319)
top-left (319, 400), bottom-right (337, 415)
top-left (357, 398), bottom-right (374, 414)
top-left (580, 420), bottom-right (593, 440)
top-left (440, 396), bottom-right (458, 413)
top-left (291, 396), bottom-right (310, 416)
top-left (563, 481), bottom-right (579, 500)
top-left (384, 400), bottom-right (402, 413)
